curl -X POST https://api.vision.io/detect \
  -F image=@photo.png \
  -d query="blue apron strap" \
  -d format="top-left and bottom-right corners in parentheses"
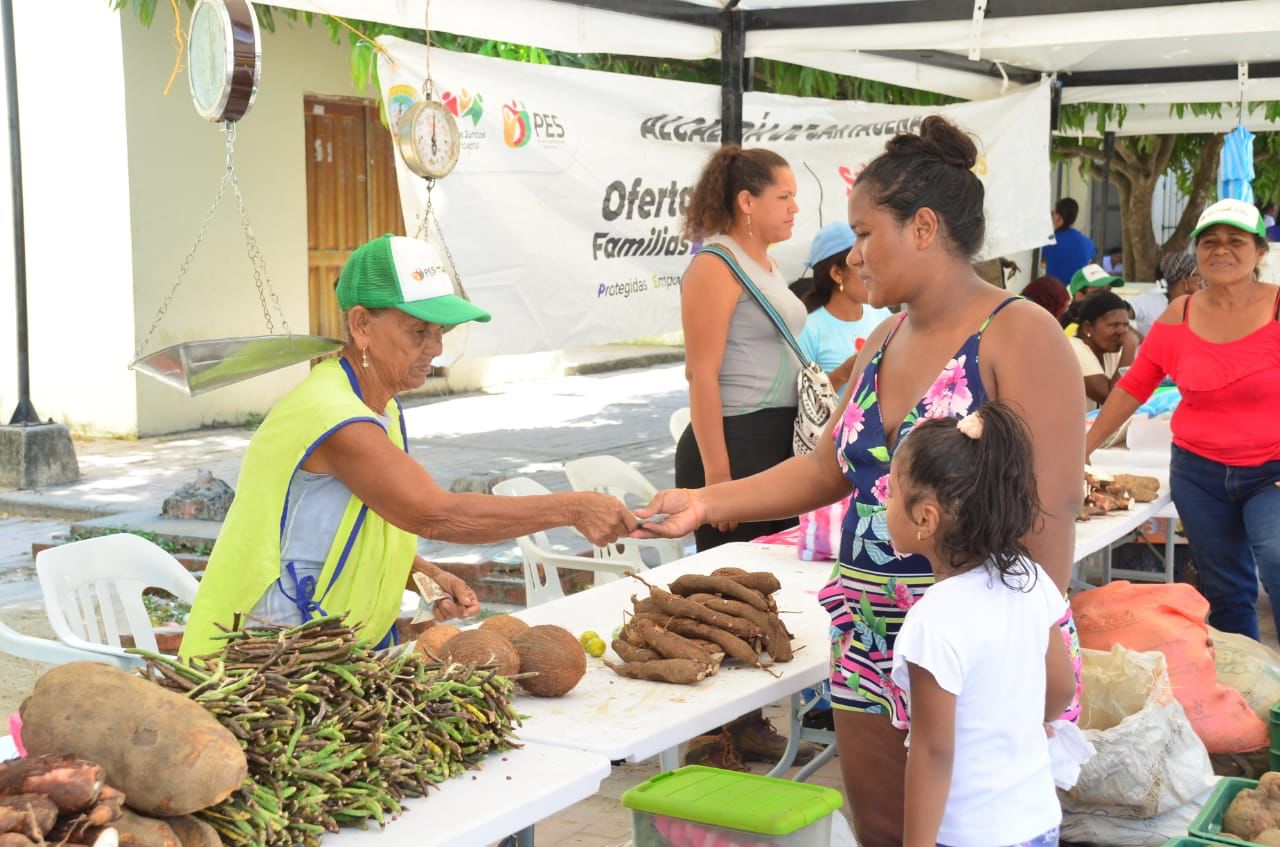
top-left (280, 562), bottom-right (326, 621)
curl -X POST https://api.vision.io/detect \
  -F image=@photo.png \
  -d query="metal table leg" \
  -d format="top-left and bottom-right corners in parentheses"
top-left (1164, 516), bottom-right (1176, 582)
top-left (766, 692), bottom-right (805, 778)
top-left (498, 826), bottom-right (534, 847)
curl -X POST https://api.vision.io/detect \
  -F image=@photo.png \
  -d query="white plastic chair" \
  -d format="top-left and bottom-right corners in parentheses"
top-left (669, 407), bottom-right (691, 444)
top-left (0, 617), bottom-right (140, 669)
top-left (36, 534), bottom-right (200, 658)
top-left (492, 477), bottom-right (644, 606)
top-left (564, 455), bottom-right (684, 566)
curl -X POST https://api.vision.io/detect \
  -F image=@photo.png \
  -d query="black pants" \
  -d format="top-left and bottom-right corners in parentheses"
top-left (675, 406), bottom-right (799, 552)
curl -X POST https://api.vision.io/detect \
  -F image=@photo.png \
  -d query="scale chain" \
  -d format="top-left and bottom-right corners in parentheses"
top-left (133, 123), bottom-right (289, 361)
top-left (415, 181), bottom-right (469, 299)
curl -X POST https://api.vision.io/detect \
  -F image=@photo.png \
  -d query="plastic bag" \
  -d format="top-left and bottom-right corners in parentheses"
top-left (1071, 581), bottom-right (1268, 753)
top-left (1061, 779), bottom-right (1219, 847)
top-left (1062, 645), bottom-right (1215, 819)
top-left (1211, 626), bottom-right (1280, 722)
top-left (796, 495), bottom-right (850, 561)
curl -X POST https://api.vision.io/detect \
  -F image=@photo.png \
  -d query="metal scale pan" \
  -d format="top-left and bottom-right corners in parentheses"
top-left (130, 335), bottom-right (343, 397)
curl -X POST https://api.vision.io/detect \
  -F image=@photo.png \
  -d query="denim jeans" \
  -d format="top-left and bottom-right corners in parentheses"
top-left (1170, 444), bottom-right (1280, 639)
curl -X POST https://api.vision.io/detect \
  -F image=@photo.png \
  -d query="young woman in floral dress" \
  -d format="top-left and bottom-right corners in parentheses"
top-left (637, 116), bottom-right (1084, 847)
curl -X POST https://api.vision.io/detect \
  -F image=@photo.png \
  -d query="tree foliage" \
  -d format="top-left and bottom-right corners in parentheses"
top-left (115, 2), bottom-right (1278, 279)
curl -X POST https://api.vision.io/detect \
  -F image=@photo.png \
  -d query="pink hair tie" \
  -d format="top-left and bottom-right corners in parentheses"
top-left (957, 413), bottom-right (984, 440)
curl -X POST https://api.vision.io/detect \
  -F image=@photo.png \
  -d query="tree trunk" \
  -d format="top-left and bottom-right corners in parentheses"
top-left (1055, 133), bottom-right (1224, 282)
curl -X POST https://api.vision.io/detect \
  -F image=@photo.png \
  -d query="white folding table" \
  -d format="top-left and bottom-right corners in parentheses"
top-left (511, 543), bottom-right (830, 773)
top-left (0, 738), bottom-right (610, 847)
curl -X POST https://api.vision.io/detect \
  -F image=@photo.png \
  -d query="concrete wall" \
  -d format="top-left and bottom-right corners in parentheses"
top-left (121, 13), bottom-right (365, 435)
top-left (0, 3), bottom-right (138, 435)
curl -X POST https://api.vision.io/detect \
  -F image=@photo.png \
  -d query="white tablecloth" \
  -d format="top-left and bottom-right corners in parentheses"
top-left (512, 543), bottom-right (830, 763)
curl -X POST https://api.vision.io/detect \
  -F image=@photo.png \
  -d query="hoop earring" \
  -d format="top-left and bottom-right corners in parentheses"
top-left (836, 280), bottom-right (845, 293)
top-left (361, 347), bottom-right (370, 368)
top-left (747, 213), bottom-right (753, 240)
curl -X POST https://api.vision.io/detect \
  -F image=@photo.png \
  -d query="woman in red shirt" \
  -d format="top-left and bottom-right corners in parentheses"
top-left (1086, 199), bottom-right (1280, 639)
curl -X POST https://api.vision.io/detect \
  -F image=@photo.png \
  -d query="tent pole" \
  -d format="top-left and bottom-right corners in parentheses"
top-left (1099, 130), bottom-right (1115, 259)
top-left (2, 0), bottom-right (36, 425)
top-left (719, 9), bottom-right (744, 146)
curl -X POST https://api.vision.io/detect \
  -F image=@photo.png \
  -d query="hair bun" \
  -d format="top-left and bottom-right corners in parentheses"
top-left (886, 115), bottom-right (977, 170)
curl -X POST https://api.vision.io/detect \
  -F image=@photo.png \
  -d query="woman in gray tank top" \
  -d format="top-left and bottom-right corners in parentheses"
top-left (674, 145), bottom-right (815, 770)
top-left (675, 144), bottom-right (806, 553)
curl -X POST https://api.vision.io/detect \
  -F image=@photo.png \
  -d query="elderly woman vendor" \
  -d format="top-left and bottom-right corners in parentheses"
top-left (181, 235), bottom-right (636, 658)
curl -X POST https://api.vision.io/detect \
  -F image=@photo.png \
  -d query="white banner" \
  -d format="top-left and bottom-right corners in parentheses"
top-left (377, 36), bottom-right (1051, 357)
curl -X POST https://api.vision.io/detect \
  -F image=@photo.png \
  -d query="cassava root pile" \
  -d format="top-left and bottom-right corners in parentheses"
top-left (1077, 469), bottom-right (1160, 522)
top-left (137, 615), bottom-right (520, 847)
top-left (605, 569), bottom-right (793, 684)
top-left (0, 756), bottom-right (121, 847)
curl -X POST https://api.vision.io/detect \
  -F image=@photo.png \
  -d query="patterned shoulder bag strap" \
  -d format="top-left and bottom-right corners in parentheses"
top-left (697, 244), bottom-right (814, 369)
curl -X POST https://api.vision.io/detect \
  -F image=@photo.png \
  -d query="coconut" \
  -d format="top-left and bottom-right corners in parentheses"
top-left (511, 625), bottom-right (586, 697)
top-left (479, 614), bottom-right (530, 640)
top-left (415, 624), bottom-right (460, 659)
top-left (441, 630), bottom-right (520, 677)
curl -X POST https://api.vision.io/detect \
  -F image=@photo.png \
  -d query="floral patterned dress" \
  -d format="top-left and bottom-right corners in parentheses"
top-left (818, 298), bottom-right (1014, 721)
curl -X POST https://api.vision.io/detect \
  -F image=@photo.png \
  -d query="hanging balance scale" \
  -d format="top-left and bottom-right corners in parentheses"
top-left (393, 17), bottom-right (474, 368)
top-left (130, 0), bottom-right (343, 396)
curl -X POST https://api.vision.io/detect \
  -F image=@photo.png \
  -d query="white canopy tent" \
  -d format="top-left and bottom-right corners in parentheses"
top-left (266, 0), bottom-right (1280, 135)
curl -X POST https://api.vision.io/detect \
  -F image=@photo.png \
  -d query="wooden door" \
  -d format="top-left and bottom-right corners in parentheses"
top-left (305, 97), bottom-right (406, 340)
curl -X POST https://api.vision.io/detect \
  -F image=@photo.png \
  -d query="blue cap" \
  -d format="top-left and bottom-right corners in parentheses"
top-left (805, 222), bottom-right (855, 269)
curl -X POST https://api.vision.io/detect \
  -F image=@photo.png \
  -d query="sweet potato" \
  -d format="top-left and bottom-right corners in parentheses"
top-left (631, 619), bottom-right (715, 664)
top-left (86, 786), bottom-right (125, 826)
top-left (20, 663), bottom-right (247, 817)
top-left (113, 810), bottom-right (180, 847)
top-left (0, 795), bottom-right (57, 839)
top-left (18, 758), bottom-right (105, 813)
top-left (0, 834), bottom-right (35, 847)
top-left (667, 575), bottom-right (770, 611)
top-left (647, 589), bottom-right (760, 639)
top-left (604, 659), bottom-right (709, 684)
top-left (665, 618), bottom-right (763, 667)
top-left (611, 640), bottom-right (661, 664)
top-left (710, 567), bottom-right (746, 577)
top-left (164, 815), bottom-right (221, 847)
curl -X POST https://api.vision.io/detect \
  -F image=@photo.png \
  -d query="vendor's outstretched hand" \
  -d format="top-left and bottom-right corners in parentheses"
top-left (632, 488), bottom-right (703, 539)
top-left (571, 492), bottom-right (638, 546)
top-left (433, 569), bottom-right (481, 621)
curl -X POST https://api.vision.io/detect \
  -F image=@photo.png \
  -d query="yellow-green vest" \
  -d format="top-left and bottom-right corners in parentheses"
top-left (180, 358), bottom-right (417, 658)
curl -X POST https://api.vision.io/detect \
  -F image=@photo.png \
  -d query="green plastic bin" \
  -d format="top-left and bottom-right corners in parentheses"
top-left (1188, 776), bottom-right (1271, 845)
top-left (1270, 701), bottom-right (1280, 772)
top-left (1162, 840), bottom-right (1231, 847)
top-left (621, 765), bottom-right (845, 847)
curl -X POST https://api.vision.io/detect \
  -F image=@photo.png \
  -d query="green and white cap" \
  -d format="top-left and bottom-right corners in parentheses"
top-left (336, 235), bottom-right (491, 326)
top-left (1068, 263), bottom-right (1123, 295)
top-left (1191, 199), bottom-right (1267, 240)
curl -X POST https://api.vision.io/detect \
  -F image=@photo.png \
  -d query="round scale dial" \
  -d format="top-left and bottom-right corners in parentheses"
top-left (187, 0), bottom-right (261, 123)
top-left (397, 98), bottom-right (461, 180)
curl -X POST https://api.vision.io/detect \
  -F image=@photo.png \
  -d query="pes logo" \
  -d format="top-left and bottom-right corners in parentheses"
top-left (502, 100), bottom-right (567, 148)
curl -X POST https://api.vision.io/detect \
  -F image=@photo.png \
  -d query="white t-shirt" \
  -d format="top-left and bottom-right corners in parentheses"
top-left (1130, 291), bottom-right (1168, 337)
top-left (891, 562), bottom-right (1067, 847)
top-left (1068, 335), bottom-right (1121, 411)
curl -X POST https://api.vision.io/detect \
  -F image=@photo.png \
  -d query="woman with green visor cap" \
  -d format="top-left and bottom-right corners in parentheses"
top-left (1087, 199), bottom-right (1280, 640)
top-left (181, 235), bottom-right (637, 658)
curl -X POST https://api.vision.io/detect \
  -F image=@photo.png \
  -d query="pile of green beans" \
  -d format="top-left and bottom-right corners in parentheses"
top-left (137, 616), bottom-right (521, 847)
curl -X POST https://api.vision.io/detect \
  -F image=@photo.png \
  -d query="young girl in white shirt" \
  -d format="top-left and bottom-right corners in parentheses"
top-left (884, 402), bottom-right (1076, 847)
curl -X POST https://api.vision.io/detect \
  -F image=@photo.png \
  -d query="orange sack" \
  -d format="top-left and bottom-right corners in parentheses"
top-left (1071, 580), bottom-right (1267, 754)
